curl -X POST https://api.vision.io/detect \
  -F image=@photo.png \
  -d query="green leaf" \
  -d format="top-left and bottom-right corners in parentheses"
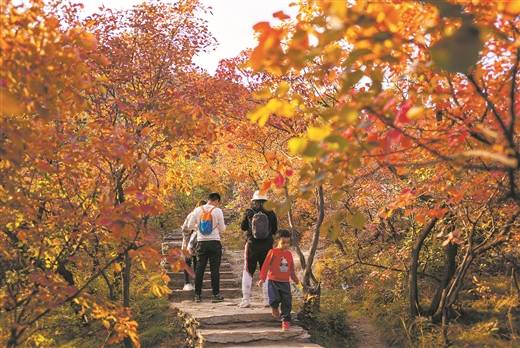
top-left (381, 54), bottom-right (399, 63)
top-left (344, 48), bottom-right (372, 66)
top-left (331, 191), bottom-right (344, 201)
top-left (349, 157), bottom-right (362, 170)
top-left (328, 222), bottom-right (340, 241)
top-left (372, 32), bottom-right (392, 42)
top-left (325, 135), bottom-right (349, 150)
top-left (302, 142), bottom-right (321, 157)
top-left (338, 107), bottom-right (358, 124)
top-left (347, 210), bottom-right (366, 229)
top-left (342, 70), bottom-right (364, 91)
top-left (430, 23), bottom-right (483, 73)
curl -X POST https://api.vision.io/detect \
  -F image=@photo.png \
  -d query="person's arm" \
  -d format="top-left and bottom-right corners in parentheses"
top-left (215, 208), bottom-right (226, 233)
top-left (271, 212), bottom-right (278, 235)
top-left (187, 233), bottom-right (197, 255)
top-left (240, 209), bottom-right (252, 231)
top-left (258, 249), bottom-right (274, 285)
top-left (187, 208), bottom-right (199, 231)
top-left (181, 212), bottom-right (191, 233)
top-left (288, 252), bottom-right (300, 284)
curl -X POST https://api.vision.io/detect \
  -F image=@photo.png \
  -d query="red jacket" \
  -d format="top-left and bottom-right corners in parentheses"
top-left (259, 248), bottom-right (298, 283)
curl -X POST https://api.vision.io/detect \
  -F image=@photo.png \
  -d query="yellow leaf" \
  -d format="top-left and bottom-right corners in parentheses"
top-left (248, 98), bottom-right (296, 126)
top-left (338, 107), bottom-right (358, 124)
top-left (248, 104), bottom-right (271, 127)
top-left (0, 88), bottom-right (23, 116)
top-left (307, 126), bottom-right (331, 141)
top-left (277, 81), bottom-right (290, 97)
top-left (253, 87), bottom-right (272, 100)
top-left (406, 106), bottom-right (424, 120)
top-left (505, 0), bottom-right (520, 15)
top-left (288, 137), bottom-right (308, 155)
top-left (151, 285), bottom-right (162, 297)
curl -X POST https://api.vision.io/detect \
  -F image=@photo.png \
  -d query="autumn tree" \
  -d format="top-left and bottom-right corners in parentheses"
top-left (248, 0), bottom-right (520, 342)
top-left (0, 0), bottom-right (225, 346)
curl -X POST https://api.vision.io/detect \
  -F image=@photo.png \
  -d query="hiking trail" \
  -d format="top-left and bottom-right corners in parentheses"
top-left (163, 228), bottom-right (320, 347)
top-left (163, 228), bottom-right (387, 348)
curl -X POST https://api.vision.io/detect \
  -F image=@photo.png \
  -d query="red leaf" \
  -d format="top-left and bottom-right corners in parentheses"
top-left (285, 168), bottom-right (294, 177)
top-left (395, 100), bottom-right (412, 124)
top-left (274, 174), bottom-right (285, 187)
top-left (253, 21), bottom-right (272, 32)
top-left (386, 129), bottom-right (402, 148)
top-left (273, 10), bottom-right (290, 20)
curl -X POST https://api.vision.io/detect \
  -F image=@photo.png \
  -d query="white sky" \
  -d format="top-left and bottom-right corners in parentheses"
top-left (81, 0), bottom-right (295, 74)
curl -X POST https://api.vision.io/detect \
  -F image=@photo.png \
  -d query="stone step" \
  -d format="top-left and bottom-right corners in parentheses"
top-left (163, 235), bottom-right (183, 240)
top-left (203, 321), bottom-right (281, 330)
top-left (205, 339), bottom-right (322, 348)
top-left (164, 262), bottom-right (233, 272)
top-left (199, 325), bottom-right (307, 345)
top-left (169, 278), bottom-right (238, 289)
top-left (198, 312), bottom-right (274, 326)
top-left (169, 288), bottom-right (242, 301)
top-left (167, 270), bottom-right (235, 279)
top-left (162, 240), bottom-right (182, 247)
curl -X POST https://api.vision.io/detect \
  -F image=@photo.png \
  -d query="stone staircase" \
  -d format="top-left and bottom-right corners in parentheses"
top-left (176, 299), bottom-right (321, 347)
top-left (162, 228), bottom-right (322, 348)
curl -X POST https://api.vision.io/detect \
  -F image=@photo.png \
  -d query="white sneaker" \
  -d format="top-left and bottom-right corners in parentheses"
top-left (238, 300), bottom-right (251, 308)
top-left (182, 283), bottom-right (194, 291)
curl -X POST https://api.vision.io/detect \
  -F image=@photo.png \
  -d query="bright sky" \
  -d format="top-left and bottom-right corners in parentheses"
top-left (82, 0), bottom-right (295, 74)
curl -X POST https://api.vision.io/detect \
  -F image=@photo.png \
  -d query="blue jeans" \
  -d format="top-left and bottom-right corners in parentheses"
top-left (268, 280), bottom-right (292, 322)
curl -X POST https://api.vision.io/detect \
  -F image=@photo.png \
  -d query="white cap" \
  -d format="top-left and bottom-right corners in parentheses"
top-left (251, 190), bottom-right (268, 201)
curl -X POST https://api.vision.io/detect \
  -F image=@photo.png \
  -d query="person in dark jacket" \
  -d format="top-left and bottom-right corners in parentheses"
top-left (238, 190), bottom-right (278, 308)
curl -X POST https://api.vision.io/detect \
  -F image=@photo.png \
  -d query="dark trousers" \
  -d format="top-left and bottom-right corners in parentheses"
top-left (268, 280), bottom-right (292, 322)
top-left (245, 240), bottom-right (273, 276)
top-left (195, 240), bottom-right (222, 296)
top-left (184, 256), bottom-right (196, 284)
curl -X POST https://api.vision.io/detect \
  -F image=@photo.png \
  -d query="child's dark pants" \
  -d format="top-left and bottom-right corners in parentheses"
top-left (267, 280), bottom-right (292, 322)
top-left (183, 256), bottom-right (197, 284)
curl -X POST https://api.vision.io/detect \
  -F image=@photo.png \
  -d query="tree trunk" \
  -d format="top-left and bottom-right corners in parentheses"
top-left (122, 250), bottom-right (132, 348)
top-left (409, 218), bottom-right (438, 318)
top-left (430, 243), bottom-right (458, 320)
top-left (285, 185), bottom-right (307, 271)
top-left (7, 328), bottom-right (18, 348)
top-left (101, 270), bottom-right (116, 301)
top-left (303, 185), bottom-right (325, 288)
top-left (114, 169), bottom-right (132, 348)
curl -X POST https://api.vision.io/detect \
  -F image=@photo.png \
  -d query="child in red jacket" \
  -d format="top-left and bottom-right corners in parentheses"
top-left (258, 229), bottom-right (301, 331)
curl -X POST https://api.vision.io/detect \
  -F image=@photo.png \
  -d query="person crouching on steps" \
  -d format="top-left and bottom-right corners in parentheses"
top-left (257, 229), bottom-right (300, 331)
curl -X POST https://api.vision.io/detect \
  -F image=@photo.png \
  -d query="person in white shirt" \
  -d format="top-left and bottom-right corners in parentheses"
top-left (180, 200), bottom-right (206, 291)
top-left (187, 192), bottom-right (226, 302)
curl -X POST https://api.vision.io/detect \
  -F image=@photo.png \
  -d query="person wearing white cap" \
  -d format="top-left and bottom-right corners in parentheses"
top-left (238, 190), bottom-right (278, 308)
